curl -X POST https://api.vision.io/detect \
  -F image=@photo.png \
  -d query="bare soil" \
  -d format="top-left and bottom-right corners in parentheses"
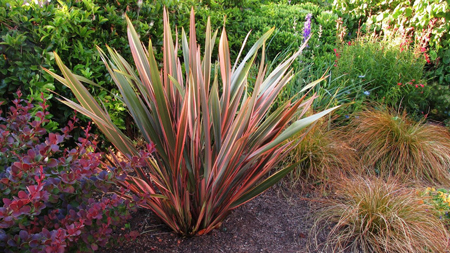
top-left (101, 185), bottom-right (329, 253)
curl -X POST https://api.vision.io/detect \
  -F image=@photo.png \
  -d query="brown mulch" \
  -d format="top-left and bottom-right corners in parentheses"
top-left (101, 185), bottom-right (329, 253)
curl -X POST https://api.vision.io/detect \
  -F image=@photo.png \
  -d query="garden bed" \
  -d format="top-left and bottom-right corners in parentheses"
top-left (102, 187), bottom-right (326, 252)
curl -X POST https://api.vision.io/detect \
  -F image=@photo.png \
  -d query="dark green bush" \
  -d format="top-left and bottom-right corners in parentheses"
top-left (0, 0), bottom-right (344, 137)
top-left (198, 2), bottom-right (330, 62)
top-left (238, 3), bottom-right (321, 60)
top-left (426, 48), bottom-right (450, 124)
top-left (233, 2), bottom-right (338, 85)
top-left (0, 0), bottom-right (200, 139)
top-left (274, 0), bottom-right (332, 7)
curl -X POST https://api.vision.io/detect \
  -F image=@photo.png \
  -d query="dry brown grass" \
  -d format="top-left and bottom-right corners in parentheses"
top-left (347, 107), bottom-right (450, 185)
top-left (285, 118), bottom-right (359, 190)
top-left (310, 177), bottom-right (449, 253)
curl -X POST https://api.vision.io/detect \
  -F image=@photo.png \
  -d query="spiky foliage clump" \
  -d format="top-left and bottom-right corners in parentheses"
top-left (348, 107), bottom-right (450, 185)
top-left (45, 9), bottom-right (337, 236)
top-left (285, 117), bottom-right (358, 189)
top-left (311, 177), bottom-right (448, 253)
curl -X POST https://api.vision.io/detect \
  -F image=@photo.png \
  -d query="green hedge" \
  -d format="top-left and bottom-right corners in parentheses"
top-left (0, 0), bottom-right (343, 141)
top-left (0, 0), bottom-right (200, 136)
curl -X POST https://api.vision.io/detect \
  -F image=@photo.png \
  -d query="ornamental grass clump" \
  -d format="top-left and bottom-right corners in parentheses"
top-left (311, 177), bottom-right (448, 253)
top-left (348, 107), bottom-right (450, 185)
top-left (285, 117), bottom-right (358, 189)
top-left (44, 9), bottom-right (337, 236)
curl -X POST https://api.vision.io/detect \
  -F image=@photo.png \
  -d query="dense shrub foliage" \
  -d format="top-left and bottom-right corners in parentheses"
top-left (0, 0), bottom-right (201, 135)
top-left (2, 0), bottom-right (329, 133)
top-left (237, 2), bottom-right (337, 69)
top-left (2, 0), bottom-right (449, 126)
top-left (0, 91), bottom-right (136, 252)
top-left (219, 2), bottom-right (341, 112)
top-left (333, 31), bottom-right (428, 114)
top-left (332, 0), bottom-right (450, 122)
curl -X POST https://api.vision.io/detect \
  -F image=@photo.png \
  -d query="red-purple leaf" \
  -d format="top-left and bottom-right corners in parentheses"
top-left (47, 158), bottom-right (58, 168)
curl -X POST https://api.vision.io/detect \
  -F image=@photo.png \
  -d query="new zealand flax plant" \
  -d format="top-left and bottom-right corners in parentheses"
top-left (44, 9), bottom-right (337, 236)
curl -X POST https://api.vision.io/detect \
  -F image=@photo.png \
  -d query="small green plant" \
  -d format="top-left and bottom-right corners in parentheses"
top-left (311, 177), bottom-right (448, 253)
top-left (348, 107), bottom-right (450, 185)
top-left (422, 187), bottom-right (450, 228)
top-left (46, 9), bottom-right (337, 236)
top-left (427, 78), bottom-right (450, 126)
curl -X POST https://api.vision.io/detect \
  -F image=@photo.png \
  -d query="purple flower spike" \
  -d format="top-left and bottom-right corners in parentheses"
top-left (303, 14), bottom-right (312, 47)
